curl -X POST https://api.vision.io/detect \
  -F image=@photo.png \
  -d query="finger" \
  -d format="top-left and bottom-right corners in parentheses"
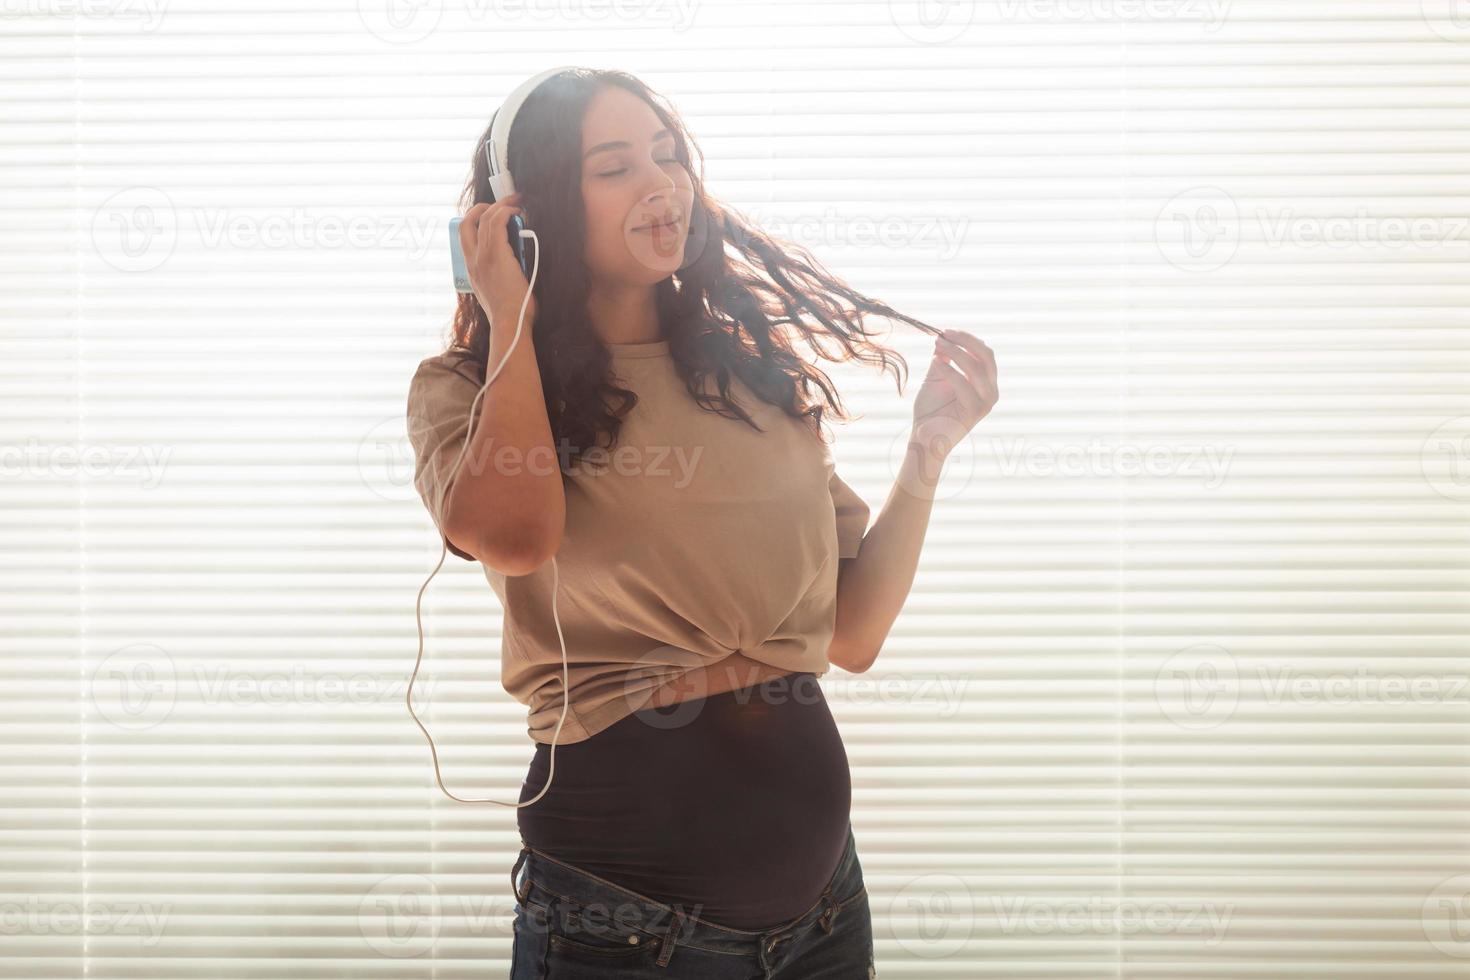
top-left (479, 201), bottom-right (523, 259)
top-left (465, 202), bottom-right (496, 234)
top-left (470, 195), bottom-right (518, 222)
top-left (931, 359), bottom-right (986, 419)
top-left (459, 207), bottom-right (482, 258)
top-left (923, 348), bottom-right (949, 377)
top-left (948, 329), bottom-right (996, 382)
top-left (972, 341), bottom-right (997, 391)
top-left (969, 372), bottom-right (998, 413)
top-left (934, 340), bottom-right (974, 380)
top-left (485, 193), bottom-right (522, 222)
top-left (943, 350), bottom-right (997, 408)
top-left (478, 206), bottom-right (496, 260)
top-left (941, 329), bottom-right (987, 357)
top-left (942, 331), bottom-right (996, 379)
top-left (479, 201), bottom-right (509, 253)
top-left (953, 344), bottom-right (997, 398)
top-left (938, 336), bottom-right (991, 385)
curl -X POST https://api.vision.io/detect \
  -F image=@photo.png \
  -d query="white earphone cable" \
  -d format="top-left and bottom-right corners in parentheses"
top-left (407, 227), bottom-right (569, 807)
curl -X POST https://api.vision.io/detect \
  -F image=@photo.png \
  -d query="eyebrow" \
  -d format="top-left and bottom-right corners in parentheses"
top-left (583, 128), bottom-right (674, 160)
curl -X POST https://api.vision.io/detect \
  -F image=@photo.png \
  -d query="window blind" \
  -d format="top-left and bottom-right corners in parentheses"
top-left (3, 2), bottom-right (1468, 977)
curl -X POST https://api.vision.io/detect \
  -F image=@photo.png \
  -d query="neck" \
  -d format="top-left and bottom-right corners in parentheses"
top-left (587, 281), bottom-right (663, 345)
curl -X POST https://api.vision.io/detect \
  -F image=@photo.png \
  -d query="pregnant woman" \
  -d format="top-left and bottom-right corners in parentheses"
top-left (406, 67), bottom-right (997, 979)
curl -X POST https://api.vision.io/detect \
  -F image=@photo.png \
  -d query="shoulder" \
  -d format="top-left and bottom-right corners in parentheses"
top-left (412, 348), bottom-right (482, 385)
top-left (408, 349), bottom-right (483, 404)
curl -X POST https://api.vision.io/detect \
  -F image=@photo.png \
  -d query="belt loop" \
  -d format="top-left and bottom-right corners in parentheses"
top-left (655, 909), bottom-right (683, 967)
top-left (818, 885), bottom-right (838, 934)
top-left (510, 845), bottom-right (531, 904)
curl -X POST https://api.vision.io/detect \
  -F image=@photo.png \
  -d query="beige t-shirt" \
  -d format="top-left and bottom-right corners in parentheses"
top-left (405, 337), bottom-right (870, 745)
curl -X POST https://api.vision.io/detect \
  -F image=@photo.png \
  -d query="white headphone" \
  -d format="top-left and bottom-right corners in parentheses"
top-left (408, 65), bottom-right (581, 808)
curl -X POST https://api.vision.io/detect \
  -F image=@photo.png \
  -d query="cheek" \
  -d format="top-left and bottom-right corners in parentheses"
top-left (583, 187), bottom-right (632, 258)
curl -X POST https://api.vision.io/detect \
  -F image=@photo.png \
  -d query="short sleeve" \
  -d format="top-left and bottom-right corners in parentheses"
top-left (828, 465), bottom-right (869, 560)
top-left (406, 352), bottom-right (485, 562)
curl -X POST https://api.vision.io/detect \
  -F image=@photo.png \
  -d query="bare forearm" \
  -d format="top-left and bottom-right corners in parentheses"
top-left (828, 439), bottom-right (945, 673)
top-left (449, 310), bottom-right (565, 569)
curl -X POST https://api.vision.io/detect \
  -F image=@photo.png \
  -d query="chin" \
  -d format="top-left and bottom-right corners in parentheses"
top-left (624, 239), bottom-right (688, 279)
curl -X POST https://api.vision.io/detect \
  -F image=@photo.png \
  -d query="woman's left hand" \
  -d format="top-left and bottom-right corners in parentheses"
top-left (910, 328), bottom-right (998, 463)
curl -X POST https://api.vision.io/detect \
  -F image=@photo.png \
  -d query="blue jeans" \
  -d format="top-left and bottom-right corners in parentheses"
top-left (508, 823), bottom-right (877, 978)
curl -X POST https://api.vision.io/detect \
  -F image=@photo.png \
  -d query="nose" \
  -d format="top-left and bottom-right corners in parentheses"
top-left (641, 171), bottom-right (678, 205)
top-left (634, 186), bottom-right (682, 229)
top-left (638, 154), bottom-right (680, 197)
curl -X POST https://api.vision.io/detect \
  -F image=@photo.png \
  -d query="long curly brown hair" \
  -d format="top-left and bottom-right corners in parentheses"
top-left (442, 67), bottom-right (941, 468)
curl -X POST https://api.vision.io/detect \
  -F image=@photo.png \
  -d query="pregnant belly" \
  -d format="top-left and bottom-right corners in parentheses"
top-left (515, 671), bottom-right (853, 931)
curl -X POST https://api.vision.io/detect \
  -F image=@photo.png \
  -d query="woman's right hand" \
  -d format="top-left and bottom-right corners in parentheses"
top-left (460, 192), bottom-right (538, 327)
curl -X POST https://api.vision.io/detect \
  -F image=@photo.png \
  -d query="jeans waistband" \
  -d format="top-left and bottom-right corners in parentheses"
top-left (510, 823), bottom-right (859, 966)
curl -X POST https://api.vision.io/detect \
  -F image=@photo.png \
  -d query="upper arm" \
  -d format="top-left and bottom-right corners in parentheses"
top-left (827, 452), bottom-right (869, 561)
top-left (406, 354), bottom-right (484, 563)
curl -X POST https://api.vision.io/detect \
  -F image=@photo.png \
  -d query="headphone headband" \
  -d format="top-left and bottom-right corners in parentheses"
top-left (485, 65), bottom-right (580, 201)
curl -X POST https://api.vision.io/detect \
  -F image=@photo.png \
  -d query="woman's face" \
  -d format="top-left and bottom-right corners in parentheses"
top-left (580, 85), bottom-right (694, 287)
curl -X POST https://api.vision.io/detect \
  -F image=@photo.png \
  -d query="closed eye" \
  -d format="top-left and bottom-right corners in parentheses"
top-left (597, 159), bottom-right (680, 178)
